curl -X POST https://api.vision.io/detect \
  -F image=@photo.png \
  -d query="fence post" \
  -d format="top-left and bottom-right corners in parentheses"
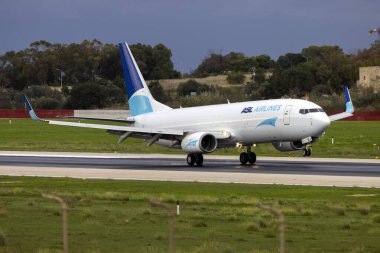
top-left (150, 200), bottom-right (174, 253)
top-left (42, 194), bottom-right (68, 253)
top-left (257, 205), bottom-right (285, 253)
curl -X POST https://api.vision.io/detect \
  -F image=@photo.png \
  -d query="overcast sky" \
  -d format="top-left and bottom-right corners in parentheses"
top-left (0, 0), bottom-right (379, 72)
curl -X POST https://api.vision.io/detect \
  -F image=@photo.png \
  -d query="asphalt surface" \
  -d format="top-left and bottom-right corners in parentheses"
top-left (0, 154), bottom-right (379, 177)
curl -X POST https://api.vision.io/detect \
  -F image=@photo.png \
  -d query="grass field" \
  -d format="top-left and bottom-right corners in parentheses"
top-left (0, 176), bottom-right (379, 253)
top-left (0, 119), bottom-right (379, 158)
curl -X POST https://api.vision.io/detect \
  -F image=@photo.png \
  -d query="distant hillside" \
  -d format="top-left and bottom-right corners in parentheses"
top-left (147, 74), bottom-right (253, 92)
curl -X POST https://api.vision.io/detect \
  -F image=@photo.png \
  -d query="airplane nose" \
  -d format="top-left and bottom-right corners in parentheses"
top-left (314, 113), bottom-right (330, 132)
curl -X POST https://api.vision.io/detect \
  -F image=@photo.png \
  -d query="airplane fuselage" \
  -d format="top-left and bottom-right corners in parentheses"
top-left (133, 98), bottom-right (330, 148)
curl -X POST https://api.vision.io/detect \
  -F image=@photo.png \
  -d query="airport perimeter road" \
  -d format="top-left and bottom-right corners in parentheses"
top-left (0, 152), bottom-right (379, 188)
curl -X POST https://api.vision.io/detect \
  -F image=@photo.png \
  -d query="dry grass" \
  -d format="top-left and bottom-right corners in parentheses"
top-left (147, 74), bottom-right (252, 92)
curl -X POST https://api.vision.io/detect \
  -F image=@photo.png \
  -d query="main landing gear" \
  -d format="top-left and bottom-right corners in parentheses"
top-left (240, 145), bottom-right (256, 165)
top-left (187, 153), bottom-right (204, 166)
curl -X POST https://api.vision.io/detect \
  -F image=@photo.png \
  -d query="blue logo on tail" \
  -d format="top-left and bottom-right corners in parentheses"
top-left (129, 95), bottom-right (153, 116)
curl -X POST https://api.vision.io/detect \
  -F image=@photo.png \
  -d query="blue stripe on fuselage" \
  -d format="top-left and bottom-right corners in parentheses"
top-left (256, 117), bottom-right (277, 128)
top-left (118, 43), bottom-right (144, 100)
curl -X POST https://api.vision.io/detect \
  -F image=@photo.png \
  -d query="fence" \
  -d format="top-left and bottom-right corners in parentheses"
top-left (41, 196), bottom-right (286, 253)
top-left (0, 109), bottom-right (73, 118)
top-left (326, 111), bottom-right (380, 121)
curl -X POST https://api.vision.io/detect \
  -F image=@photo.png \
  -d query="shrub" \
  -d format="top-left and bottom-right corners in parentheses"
top-left (373, 215), bottom-right (380, 223)
top-left (0, 231), bottom-right (6, 246)
top-left (148, 81), bottom-right (168, 103)
top-left (342, 223), bottom-right (351, 230)
top-left (177, 80), bottom-right (214, 96)
top-left (194, 222), bottom-right (208, 227)
top-left (311, 84), bottom-right (333, 96)
top-left (246, 224), bottom-right (258, 231)
top-left (34, 97), bottom-right (61, 109)
top-left (357, 206), bottom-right (370, 215)
top-left (65, 82), bottom-right (124, 109)
top-left (227, 71), bottom-right (245, 84)
top-left (0, 90), bottom-right (12, 108)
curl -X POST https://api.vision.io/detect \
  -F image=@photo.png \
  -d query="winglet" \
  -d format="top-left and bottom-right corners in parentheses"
top-left (344, 85), bottom-right (354, 113)
top-left (23, 95), bottom-right (43, 122)
top-left (328, 85), bottom-right (354, 121)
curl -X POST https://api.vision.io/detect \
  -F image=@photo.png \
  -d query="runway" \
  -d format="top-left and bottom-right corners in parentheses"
top-left (0, 151), bottom-right (379, 188)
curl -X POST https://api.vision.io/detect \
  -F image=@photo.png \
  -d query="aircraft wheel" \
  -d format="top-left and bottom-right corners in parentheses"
top-left (195, 154), bottom-right (204, 166)
top-left (187, 154), bottom-right (195, 166)
top-left (303, 148), bottom-right (312, 157)
top-left (248, 152), bottom-right (256, 164)
top-left (240, 152), bottom-right (249, 165)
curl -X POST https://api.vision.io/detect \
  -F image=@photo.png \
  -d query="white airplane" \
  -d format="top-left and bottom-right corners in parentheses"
top-left (24, 42), bottom-right (354, 166)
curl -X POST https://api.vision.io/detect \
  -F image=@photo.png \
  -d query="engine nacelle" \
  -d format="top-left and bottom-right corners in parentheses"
top-left (272, 141), bottom-right (304, 152)
top-left (181, 132), bottom-right (217, 153)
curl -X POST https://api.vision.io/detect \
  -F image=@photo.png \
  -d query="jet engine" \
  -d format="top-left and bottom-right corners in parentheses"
top-left (181, 132), bottom-right (217, 153)
top-left (272, 141), bottom-right (305, 152)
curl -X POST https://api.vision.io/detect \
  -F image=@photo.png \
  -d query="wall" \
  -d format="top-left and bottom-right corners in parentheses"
top-left (327, 111), bottom-right (380, 121)
top-left (74, 110), bottom-right (129, 119)
top-left (357, 66), bottom-right (380, 92)
top-left (0, 109), bottom-right (73, 118)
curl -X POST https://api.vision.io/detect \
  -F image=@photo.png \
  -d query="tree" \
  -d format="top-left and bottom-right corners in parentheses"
top-left (130, 43), bottom-right (180, 80)
top-left (192, 54), bottom-right (228, 76)
top-left (193, 52), bottom-right (275, 77)
top-left (98, 44), bottom-right (122, 81)
top-left (0, 89), bottom-right (12, 108)
top-left (148, 81), bottom-right (168, 103)
top-left (253, 68), bottom-right (266, 84)
top-left (0, 40), bottom-right (180, 91)
top-left (227, 71), bottom-right (245, 84)
top-left (64, 83), bottom-right (124, 109)
top-left (254, 55), bottom-right (275, 69)
top-left (277, 53), bottom-right (306, 69)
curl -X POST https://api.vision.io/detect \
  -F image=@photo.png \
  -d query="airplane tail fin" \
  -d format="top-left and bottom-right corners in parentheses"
top-left (118, 42), bottom-right (171, 117)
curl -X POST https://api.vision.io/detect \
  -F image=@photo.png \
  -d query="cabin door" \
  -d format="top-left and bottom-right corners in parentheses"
top-left (283, 105), bottom-right (292, 125)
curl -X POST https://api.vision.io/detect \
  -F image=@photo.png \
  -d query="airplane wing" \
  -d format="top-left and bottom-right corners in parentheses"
top-left (23, 95), bottom-right (183, 144)
top-left (62, 116), bottom-right (135, 124)
top-left (329, 86), bottom-right (354, 121)
top-left (23, 95), bottom-right (232, 145)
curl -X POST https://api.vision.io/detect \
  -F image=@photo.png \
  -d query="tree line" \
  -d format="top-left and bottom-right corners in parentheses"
top-left (0, 39), bottom-right (180, 109)
top-left (0, 39), bottom-right (379, 109)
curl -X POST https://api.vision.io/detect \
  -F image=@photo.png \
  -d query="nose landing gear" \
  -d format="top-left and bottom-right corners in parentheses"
top-left (240, 145), bottom-right (256, 165)
top-left (303, 147), bottom-right (312, 157)
top-left (187, 153), bottom-right (204, 166)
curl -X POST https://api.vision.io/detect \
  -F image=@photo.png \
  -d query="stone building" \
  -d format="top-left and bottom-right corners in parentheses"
top-left (357, 66), bottom-right (380, 92)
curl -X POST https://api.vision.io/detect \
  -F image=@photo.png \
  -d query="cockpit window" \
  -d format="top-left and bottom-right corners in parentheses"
top-left (299, 108), bottom-right (324, 114)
